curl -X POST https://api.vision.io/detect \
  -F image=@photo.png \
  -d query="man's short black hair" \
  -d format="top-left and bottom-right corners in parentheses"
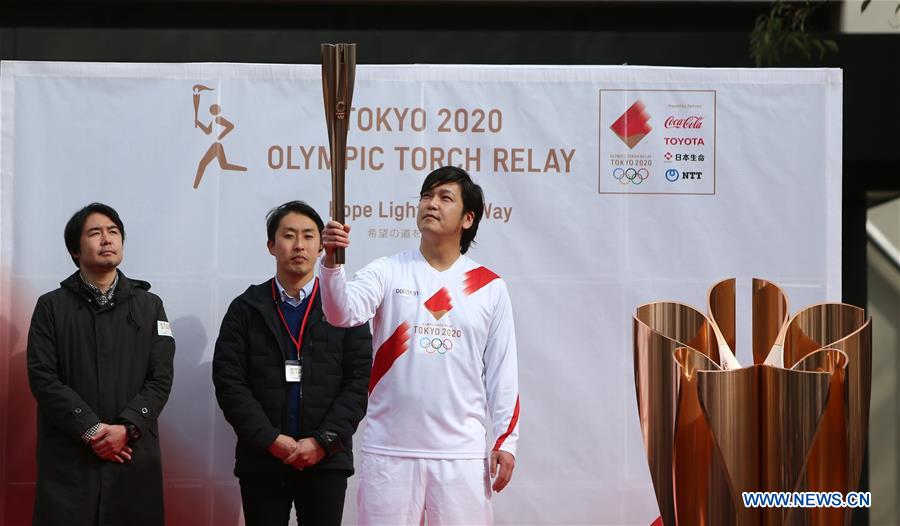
top-left (420, 166), bottom-right (485, 254)
top-left (64, 203), bottom-right (126, 267)
top-left (266, 201), bottom-right (325, 243)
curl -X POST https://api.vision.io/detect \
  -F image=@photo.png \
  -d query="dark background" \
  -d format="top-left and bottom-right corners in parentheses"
top-left (1, 2), bottom-right (896, 524)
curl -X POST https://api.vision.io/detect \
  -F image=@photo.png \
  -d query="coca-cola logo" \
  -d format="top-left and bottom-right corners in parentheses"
top-left (664, 116), bottom-right (703, 129)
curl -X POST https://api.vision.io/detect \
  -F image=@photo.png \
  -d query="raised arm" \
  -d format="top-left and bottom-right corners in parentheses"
top-left (319, 220), bottom-right (387, 327)
top-left (195, 119), bottom-right (213, 135)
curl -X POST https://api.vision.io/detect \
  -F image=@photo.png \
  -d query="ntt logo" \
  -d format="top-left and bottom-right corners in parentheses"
top-left (665, 169), bottom-right (680, 182)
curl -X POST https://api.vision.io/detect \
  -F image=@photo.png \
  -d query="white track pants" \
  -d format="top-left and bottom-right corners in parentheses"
top-left (357, 452), bottom-right (493, 526)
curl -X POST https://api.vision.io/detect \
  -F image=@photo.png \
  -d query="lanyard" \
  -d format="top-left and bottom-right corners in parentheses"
top-left (271, 278), bottom-right (319, 357)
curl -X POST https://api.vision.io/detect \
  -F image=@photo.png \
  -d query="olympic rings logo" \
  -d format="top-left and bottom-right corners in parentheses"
top-left (420, 337), bottom-right (453, 354)
top-left (613, 167), bottom-right (649, 185)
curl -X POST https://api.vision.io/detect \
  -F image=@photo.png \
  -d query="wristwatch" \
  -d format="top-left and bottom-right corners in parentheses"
top-left (313, 430), bottom-right (344, 456)
top-left (123, 422), bottom-right (142, 442)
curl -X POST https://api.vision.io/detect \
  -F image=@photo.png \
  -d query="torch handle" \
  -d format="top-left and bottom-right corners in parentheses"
top-left (333, 116), bottom-right (347, 265)
top-left (322, 42), bottom-right (355, 266)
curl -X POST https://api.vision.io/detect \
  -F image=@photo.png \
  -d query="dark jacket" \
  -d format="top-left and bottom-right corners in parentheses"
top-left (26, 271), bottom-right (175, 526)
top-left (212, 278), bottom-right (372, 476)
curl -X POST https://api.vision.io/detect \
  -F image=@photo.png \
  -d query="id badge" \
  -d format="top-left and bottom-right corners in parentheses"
top-left (285, 360), bottom-right (301, 382)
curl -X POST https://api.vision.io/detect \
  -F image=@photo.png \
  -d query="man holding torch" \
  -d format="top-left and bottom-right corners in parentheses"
top-left (320, 166), bottom-right (520, 525)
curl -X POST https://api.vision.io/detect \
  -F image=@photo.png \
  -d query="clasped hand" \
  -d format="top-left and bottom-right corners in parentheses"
top-left (90, 424), bottom-right (132, 463)
top-left (267, 434), bottom-right (325, 470)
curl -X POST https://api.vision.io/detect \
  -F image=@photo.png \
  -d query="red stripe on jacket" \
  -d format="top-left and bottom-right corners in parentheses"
top-left (492, 395), bottom-right (520, 451)
top-left (464, 266), bottom-right (500, 296)
top-left (368, 322), bottom-right (411, 394)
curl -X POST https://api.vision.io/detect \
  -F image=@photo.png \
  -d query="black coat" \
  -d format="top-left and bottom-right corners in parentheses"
top-left (212, 278), bottom-right (372, 476)
top-left (26, 271), bottom-right (175, 526)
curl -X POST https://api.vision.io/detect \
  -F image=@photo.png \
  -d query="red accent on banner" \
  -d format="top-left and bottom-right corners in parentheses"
top-left (424, 287), bottom-right (453, 320)
top-left (610, 100), bottom-right (652, 149)
top-left (369, 322), bottom-right (411, 394)
top-left (610, 100), bottom-right (652, 137)
top-left (463, 266), bottom-right (500, 295)
top-left (492, 395), bottom-right (520, 451)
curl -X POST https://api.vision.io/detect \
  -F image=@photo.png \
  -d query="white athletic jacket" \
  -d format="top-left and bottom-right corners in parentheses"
top-left (320, 249), bottom-right (520, 459)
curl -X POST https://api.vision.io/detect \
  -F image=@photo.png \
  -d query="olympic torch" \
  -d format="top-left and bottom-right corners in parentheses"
top-left (192, 84), bottom-right (213, 127)
top-left (321, 43), bottom-right (357, 265)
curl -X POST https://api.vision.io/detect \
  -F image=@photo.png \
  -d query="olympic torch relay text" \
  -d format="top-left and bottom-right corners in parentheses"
top-left (265, 105), bottom-right (576, 176)
top-left (267, 145), bottom-right (574, 175)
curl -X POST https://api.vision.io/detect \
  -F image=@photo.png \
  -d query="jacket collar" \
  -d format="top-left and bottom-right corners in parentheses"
top-left (273, 275), bottom-right (316, 306)
top-left (240, 278), bottom-right (324, 357)
top-left (61, 269), bottom-right (149, 307)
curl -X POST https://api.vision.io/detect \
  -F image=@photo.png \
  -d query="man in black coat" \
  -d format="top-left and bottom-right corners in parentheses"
top-left (213, 201), bottom-right (372, 526)
top-left (26, 202), bottom-right (175, 526)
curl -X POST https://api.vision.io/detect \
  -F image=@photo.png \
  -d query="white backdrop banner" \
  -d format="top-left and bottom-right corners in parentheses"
top-left (0, 61), bottom-right (842, 525)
